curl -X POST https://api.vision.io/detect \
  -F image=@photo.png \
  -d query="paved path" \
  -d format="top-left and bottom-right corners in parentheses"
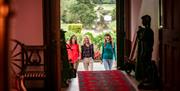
top-left (77, 61), bottom-right (117, 71)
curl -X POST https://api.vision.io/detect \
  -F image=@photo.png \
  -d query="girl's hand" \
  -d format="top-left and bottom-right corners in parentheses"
top-left (100, 60), bottom-right (103, 64)
top-left (113, 61), bottom-right (117, 67)
top-left (78, 57), bottom-right (81, 60)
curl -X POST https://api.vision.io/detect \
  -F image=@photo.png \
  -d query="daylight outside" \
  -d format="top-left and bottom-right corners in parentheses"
top-left (60, 0), bottom-right (117, 70)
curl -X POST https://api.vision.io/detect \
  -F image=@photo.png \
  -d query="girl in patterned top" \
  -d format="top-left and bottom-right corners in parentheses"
top-left (81, 36), bottom-right (94, 71)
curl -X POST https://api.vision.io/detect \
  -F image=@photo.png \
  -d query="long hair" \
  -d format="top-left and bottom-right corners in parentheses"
top-left (83, 35), bottom-right (91, 46)
top-left (104, 33), bottom-right (113, 47)
top-left (69, 35), bottom-right (77, 45)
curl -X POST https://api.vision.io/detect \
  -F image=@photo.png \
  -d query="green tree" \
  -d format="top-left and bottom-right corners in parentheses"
top-left (111, 8), bottom-right (116, 21)
top-left (69, 0), bottom-right (97, 29)
top-left (61, 0), bottom-right (77, 23)
top-left (92, 0), bottom-right (116, 4)
top-left (94, 34), bottom-right (104, 50)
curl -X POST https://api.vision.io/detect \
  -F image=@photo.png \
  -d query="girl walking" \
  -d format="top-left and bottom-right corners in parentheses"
top-left (81, 36), bottom-right (94, 71)
top-left (66, 35), bottom-right (80, 77)
top-left (101, 33), bottom-right (116, 70)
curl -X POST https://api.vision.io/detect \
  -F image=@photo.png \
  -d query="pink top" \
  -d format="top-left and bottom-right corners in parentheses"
top-left (66, 44), bottom-right (79, 63)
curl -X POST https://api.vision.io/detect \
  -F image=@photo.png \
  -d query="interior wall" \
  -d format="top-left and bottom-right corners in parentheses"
top-left (131, 0), bottom-right (159, 61)
top-left (9, 0), bottom-right (43, 90)
top-left (131, 0), bottom-right (142, 41)
top-left (10, 0), bottom-right (43, 45)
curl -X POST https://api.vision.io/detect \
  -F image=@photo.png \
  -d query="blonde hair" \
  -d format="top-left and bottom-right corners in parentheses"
top-left (83, 35), bottom-right (91, 45)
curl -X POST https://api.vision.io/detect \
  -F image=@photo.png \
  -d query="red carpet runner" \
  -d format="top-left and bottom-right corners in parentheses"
top-left (78, 70), bottom-right (136, 91)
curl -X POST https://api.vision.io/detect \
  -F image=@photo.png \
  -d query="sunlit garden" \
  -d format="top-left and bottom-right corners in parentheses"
top-left (61, 0), bottom-right (116, 60)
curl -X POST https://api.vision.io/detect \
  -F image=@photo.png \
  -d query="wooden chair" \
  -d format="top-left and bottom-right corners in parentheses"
top-left (10, 40), bottom-right (46, 91)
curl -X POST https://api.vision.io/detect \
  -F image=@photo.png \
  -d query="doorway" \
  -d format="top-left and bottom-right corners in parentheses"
top-left (60, 0), bottom-right (118, 71)
top-left (4, 0), bottom-right (165, 91)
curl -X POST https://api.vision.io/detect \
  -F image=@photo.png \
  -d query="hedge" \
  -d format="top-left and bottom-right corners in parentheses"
top-left (68, 24), bottom-right (82, 33)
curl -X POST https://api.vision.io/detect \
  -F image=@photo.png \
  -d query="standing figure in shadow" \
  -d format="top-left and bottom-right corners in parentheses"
top-left (135, 15), bottom-right (155, 89)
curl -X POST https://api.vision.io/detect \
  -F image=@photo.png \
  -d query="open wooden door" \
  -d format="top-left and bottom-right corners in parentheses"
top-left (160, 0), bottom-right (180, 91)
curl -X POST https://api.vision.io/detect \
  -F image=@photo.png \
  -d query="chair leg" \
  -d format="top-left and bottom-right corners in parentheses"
top-left (19, 76), bottom-right (27, 91)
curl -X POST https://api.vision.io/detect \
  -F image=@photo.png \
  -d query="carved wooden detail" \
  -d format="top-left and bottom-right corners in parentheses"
top-left (10, 39), bottom-right (46, 91)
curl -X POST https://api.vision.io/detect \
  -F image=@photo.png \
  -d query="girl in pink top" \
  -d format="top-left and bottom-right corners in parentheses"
top-left (66, 35), bottom-right (80, 77)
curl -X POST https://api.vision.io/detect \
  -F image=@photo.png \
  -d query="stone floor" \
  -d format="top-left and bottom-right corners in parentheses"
top-left (77, 60), bottom-right (117, 71)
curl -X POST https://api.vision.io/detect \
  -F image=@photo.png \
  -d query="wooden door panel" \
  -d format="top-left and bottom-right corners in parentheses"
top-left (162, 35), bottom-right (180, 91)
top-left (163, 0), bottom-right (173, 29)
top-left (162, 0), bottom-right (180, 91)
top-left (162, 44), bottom-right (172, 90)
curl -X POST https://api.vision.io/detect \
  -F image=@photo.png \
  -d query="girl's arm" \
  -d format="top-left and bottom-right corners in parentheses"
top-left (113, 42), bottom-right (117, 61)
top-left (77, 44), bottom-right (80, 59)
top-left (92, 44), bottom-right (94, 59)
top-left (81, 45), bottom-right (83, 60)
top-left (101, 43), bottom-right (104, 60)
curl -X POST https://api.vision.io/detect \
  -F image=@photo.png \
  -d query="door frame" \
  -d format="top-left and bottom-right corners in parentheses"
top-left (0, 0), bottom-right (10, 91)
top-left (43, 0), bottom-right (61, 91)
top-left (43, 0), bottom-right (131, 91)
top-left (116, 0), bottom-right (131, 69)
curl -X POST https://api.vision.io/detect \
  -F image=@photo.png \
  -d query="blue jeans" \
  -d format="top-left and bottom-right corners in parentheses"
top-left (103, 59), bottom-right (113, 70)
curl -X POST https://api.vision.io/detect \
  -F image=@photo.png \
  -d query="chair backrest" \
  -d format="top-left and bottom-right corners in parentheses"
top-left (22, 45), bottom-right (46, 89)
top-left (22, 45), bottom-right (46, 76)
top-left (10, 39), bottom-right (46, 90)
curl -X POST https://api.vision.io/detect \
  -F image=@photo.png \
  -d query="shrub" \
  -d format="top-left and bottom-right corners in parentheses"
top-left (94, 50), bottom-right (101, 60)
top-left (68, 24), bottom-right (82, 33)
